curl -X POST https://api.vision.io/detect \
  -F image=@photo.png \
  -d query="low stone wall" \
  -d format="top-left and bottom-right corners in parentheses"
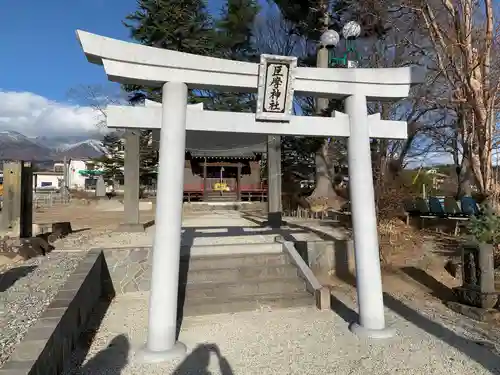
top-left (0, 250), bottom-right (114, 375)
top-left (293, 239), bottom-right (356, 278)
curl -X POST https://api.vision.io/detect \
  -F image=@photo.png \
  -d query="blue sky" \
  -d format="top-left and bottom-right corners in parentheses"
top-left (0, 0), bottom-right (269, 138)
top-left (0, 0), bottom-right (231, 102)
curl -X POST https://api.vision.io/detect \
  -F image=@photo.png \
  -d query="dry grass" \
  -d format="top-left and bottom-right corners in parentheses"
top-left (378, 218), bottom-right (425, 265)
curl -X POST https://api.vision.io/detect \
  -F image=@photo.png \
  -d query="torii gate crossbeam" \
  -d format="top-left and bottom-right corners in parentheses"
top-left (106, 105), bottom-right (408, 139)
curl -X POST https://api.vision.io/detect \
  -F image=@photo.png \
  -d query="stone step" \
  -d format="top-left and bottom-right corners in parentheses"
top-left (205, 198), bottom-right (238, 203)
top-left (205, 192), bottom-right (238, 202)
top-left (180, 291), bottom-right (312, 317)
top-left (184, 236), bottom-right (281, 247)
top-left (180, 252), bottom-right (290, 270)
top-left (184, 264), bottom-right (299, 284)
top-left (206, 191), bottom-right (237, 196)
top-left (181, 277), bottom-right (307, 299)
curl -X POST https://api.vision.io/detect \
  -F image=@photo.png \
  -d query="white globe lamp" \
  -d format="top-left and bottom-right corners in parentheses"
top-left (320, 29), bottom-right (340, 47)
top-left (342, 21), bottom-right (361, 39)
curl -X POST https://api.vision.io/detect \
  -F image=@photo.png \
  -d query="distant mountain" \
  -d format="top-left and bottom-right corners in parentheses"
top-left (0, 130), bottom-right (105, 162)
top-left (54, 139), bottom-right (105, 159)
top-left (32, 132), bottom-right (104, 149)
top-left (0, 131), bottom-right (53, 161)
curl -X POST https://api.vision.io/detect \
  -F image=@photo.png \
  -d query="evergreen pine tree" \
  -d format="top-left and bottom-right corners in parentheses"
top-left (201, 0), bottom-right (260, 112)
top-left (95, 132), bottom-right (124, 181)
top-left (215, 0), bottom-right (259, 61)
top-left (123, 0), bottom-right (215, 100)
top-left (124, 0), bottom-right (214, 54)
top-left (122, 0), bottom-right (259, 113)
top-left (95, 131), bottom-right (159, 187)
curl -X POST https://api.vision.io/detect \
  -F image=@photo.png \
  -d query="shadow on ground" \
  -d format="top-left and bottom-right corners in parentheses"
top-left (76, 334), bottom-right (129, 375)
top-left (62, 297), bottom-right (117, 375)
top-left (329, 287), bottom-right (500, 373)
top-left (400, 266), bottom-right (457, 301)
top-left (173, 344), bottom-right (234, 375)
top-left (327, 259), bottom-right (500, 374)
top-left (70, 339), bottom-right (233, 375)
top-left (0, 265), bottom-right (37, 292)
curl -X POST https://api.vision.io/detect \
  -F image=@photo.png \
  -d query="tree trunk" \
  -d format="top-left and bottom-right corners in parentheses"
top-left (457, 157), bottom-right (473, 198)
top-left (309, 140), bottom-right (344, 210)
top-left (308, 2), bottom-right (344, 211)
top-left (454, 108), bottom-right (473, 198)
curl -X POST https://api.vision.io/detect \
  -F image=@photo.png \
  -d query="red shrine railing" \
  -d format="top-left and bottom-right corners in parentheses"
top-left (183, 183), bottom-right (267, 192)
top-left (183, 182), bottom-right (267, 202)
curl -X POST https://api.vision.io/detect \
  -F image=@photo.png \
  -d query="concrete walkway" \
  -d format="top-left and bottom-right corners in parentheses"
top-left (53, 211), bottom-right (334, 251)
top-left (182, 211), bottom-right (259, 228)
top-left (63, 292), bottom-right (500, 375)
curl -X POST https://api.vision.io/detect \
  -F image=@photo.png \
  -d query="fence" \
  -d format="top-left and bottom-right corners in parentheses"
top-left (34, 191), bottom-right (71, 209)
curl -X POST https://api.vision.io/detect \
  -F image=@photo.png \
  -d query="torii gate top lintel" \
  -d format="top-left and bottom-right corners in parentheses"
top-left (76, 30), bottom-right (422, 101)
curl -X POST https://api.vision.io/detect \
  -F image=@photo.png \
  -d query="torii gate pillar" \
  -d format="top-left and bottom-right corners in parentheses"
top-left (345, 94), bottom-right (393, 338)
top-left (137, 82), bottom-right (189, 361)
top-left (267, 135), bottom-right (282, 228)
top-left (116, 129), bottom-right (143, 232)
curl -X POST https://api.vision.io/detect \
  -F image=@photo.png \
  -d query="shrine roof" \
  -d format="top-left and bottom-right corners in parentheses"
top-left (185, 131), bottom-right (266, 158)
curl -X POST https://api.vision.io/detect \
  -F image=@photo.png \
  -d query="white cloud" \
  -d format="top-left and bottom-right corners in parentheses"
top-left (0, 90), bottom-right (105, 137)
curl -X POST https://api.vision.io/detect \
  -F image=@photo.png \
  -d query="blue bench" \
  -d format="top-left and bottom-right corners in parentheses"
top-left (404, 196), bottom-right (480, 235)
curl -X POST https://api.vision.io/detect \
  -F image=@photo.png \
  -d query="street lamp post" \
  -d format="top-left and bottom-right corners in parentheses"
top-left (320, 21), bottom-right (361, 68)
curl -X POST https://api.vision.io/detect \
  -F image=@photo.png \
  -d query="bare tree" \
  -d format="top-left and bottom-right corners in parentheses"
top-left (254, 4), bottom-right (449, 210)
top-left (253, 7), bottom-right (327, 205)
top-left (254, 5), bottom-right (352, 209)
top-left (398, 0), bottom-right (500, 195)
top-left (67, 83), bottom-right (128, 130)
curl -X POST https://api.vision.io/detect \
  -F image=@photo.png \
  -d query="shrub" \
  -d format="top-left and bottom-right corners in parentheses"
top-left (466, 204), bottom-right (500, 245)
top-left (375, 176), bottom-right (414, 220)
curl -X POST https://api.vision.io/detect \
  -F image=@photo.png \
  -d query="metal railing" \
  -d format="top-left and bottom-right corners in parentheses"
top-left (34, 190), bottom-right (71, 208)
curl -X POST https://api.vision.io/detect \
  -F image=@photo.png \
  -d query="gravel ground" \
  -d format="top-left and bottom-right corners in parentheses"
top-left (63, 292), bottom-right (500, 375)
top-left (0, 252), bottom-right (86, 366)
top-left (52, 228), bottom-right (154, 251)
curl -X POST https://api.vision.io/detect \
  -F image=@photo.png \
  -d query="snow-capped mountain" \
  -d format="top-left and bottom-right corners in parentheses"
top-left (32, 133), bottom-right (103, 150)
top-left (0, 130), bottom-right (105, 161)
top-left (54, 139), bottom-right (105, 159)
top-left (0, 130), bottom-right (53, 160)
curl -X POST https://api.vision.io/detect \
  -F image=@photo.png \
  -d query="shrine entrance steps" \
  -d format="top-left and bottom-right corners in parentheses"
top-left (177, 249), bottom-right (313, 317)
top-left (205, 191), bottom-right (238, 202)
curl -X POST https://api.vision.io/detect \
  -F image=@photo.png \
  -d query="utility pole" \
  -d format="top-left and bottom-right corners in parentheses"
top-left (63, 156), bottom-right (69, 200)
top-left (316, 0), bottom-right (330, 115)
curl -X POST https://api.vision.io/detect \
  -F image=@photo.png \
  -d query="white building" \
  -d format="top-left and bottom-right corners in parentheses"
top-left (33, 171), bottom-right (63, 189)
top-left (0, 159), bottom-right (106, 191)
top-left (66, 159), bottom-right (106, 190)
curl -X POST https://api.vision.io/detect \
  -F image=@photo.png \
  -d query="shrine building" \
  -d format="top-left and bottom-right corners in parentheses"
top-left (182, 131), bottom-right (266, 202)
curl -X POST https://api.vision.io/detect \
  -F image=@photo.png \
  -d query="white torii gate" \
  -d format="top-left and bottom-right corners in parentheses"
top-left (76, 29), bottom-right (420, 362)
